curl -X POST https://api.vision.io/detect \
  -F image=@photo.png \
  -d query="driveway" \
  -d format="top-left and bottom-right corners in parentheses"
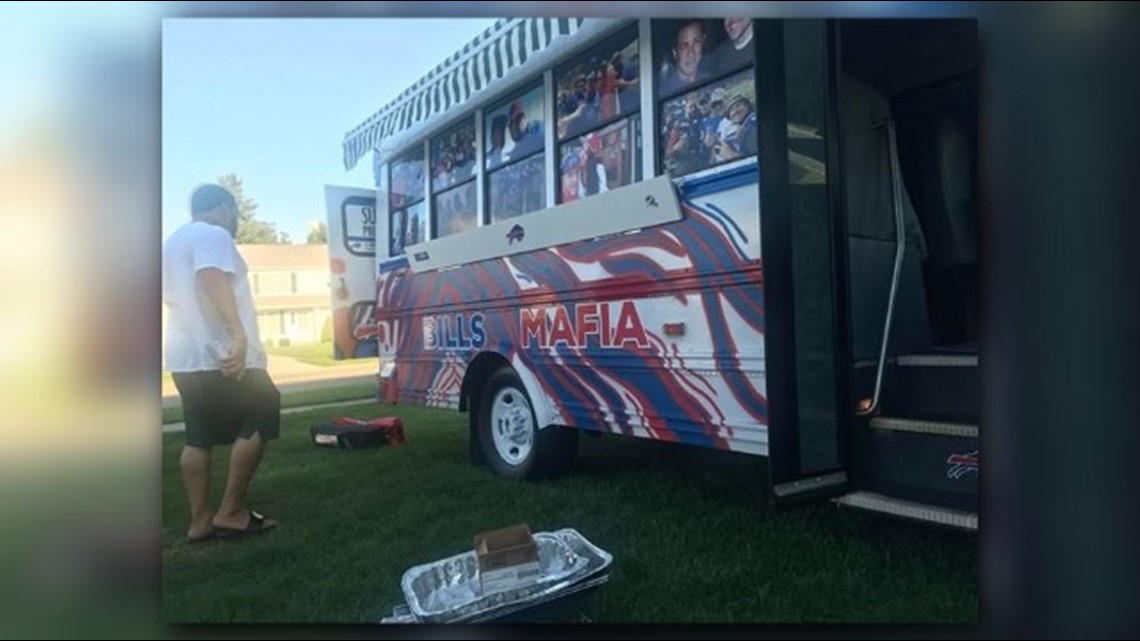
top-left (162, 354), bottom-right (379, 408)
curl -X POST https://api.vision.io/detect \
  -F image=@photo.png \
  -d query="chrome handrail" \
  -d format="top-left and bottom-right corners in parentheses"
top-left (857, 119), bottom-right (906, 417)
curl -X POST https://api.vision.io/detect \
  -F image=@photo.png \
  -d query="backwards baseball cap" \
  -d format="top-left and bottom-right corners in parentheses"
top-left (710, 87), bottom-right (728, 104)
top-left (585, 132), bottom-right (602, 153)
top-left (728, 93), bottom-right (751, 109)
top-left (190, 183), bottom-right (236, 216)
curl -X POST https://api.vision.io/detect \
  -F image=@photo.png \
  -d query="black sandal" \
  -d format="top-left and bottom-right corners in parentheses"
top-left (214, 510), bottom-right (277, 538)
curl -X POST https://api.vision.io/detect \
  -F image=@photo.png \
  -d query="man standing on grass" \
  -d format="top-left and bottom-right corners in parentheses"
top-left (163, 183), bottom-right (279, 543)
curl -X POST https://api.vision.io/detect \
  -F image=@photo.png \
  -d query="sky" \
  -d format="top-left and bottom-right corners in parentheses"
top-left (162, 17), bottom-right (498, 242)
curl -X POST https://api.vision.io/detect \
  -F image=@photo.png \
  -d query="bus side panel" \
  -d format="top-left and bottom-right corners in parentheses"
top-left (377, 173), bottom-right (766, 455)
top-left (540, 287), bottom-right (767, 455)
top-left (531, 180), bottom-right (766, 454)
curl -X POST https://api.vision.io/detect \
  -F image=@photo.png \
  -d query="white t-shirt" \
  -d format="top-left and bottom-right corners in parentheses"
top-left (716, 118), bottom-right (742, 161)
top-left (162, 221), bottom-right (267, 372)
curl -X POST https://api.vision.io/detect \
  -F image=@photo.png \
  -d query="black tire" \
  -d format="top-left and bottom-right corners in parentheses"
top-left (477, 368), bottom-right (578, 480)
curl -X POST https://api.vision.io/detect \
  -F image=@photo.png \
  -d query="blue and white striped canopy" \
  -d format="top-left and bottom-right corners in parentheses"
top-left (342, 17), bottom-right (619, 171)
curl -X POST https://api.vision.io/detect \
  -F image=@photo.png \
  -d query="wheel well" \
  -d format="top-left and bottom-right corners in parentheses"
top-left (460, 351), bottom-right (511, 414)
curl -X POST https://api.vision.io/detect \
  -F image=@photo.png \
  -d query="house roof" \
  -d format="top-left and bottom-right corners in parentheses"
top-left (237, 244), bottom-right (329, 270)
top-left (253, 294), bottom-right (330, 310)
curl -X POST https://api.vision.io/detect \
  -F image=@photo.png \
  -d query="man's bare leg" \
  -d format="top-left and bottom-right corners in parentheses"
top-left (180, 446), bottom-right (213, 540)
top-left (213, 431), bottom-right (277, 530)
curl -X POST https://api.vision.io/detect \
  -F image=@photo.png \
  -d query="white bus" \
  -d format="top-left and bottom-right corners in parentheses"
top-left (327, 17), bottom-right (979, 529)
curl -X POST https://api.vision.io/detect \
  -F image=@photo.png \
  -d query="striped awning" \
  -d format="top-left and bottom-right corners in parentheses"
top-left (342, 17), bottom-right (620, 171)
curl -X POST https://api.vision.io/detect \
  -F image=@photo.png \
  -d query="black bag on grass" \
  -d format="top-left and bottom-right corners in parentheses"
top-left (310, 417), bottom-right (406, 450)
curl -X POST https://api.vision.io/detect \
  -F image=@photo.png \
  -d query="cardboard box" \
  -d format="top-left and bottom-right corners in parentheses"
top-left (474, 524), bottom-right (541, 594)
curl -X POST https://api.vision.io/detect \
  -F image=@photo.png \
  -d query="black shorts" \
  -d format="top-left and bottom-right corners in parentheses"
top-left (172, 369), bottom-right (281, 448)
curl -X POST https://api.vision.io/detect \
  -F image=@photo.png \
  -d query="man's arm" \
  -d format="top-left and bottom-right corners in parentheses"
top-left (595, 162), bottom-right (609, 193)
top-left (198, 267), bottom-right (247, 379)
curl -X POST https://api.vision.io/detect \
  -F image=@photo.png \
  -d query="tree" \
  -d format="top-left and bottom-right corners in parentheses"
top-left (217, 173), bottom-right (290, 244)
top-left (307, 221), bottom-right (328, 245)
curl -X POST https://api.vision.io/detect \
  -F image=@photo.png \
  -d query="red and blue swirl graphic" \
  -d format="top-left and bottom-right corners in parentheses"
top-left (375, 179), bottom-right (769, 455)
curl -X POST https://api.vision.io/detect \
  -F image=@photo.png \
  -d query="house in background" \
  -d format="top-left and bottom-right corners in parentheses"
top-left (162, 244), bottom-right (332, 361)
top-left (240, 244), bottom-right (332, 346)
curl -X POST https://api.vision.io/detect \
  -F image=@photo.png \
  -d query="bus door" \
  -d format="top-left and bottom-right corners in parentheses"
top-left (323, 184), bottom-right (380, 360)
top-left (756, 20), bottom-right (851, 504)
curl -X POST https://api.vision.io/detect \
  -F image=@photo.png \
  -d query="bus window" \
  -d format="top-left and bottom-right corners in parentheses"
top-left (388, 147), bottom-right (425, 256)
top-left (388, 208), bottom-right (404, 257)
top-left (555, 28), bottom-right (640, 204)
top-left (716, 18), bottom-right (755, 76)
top-left (430, 118), bottom-right (477, 237)
top-left (402, 201), bottom-right (426, 251)
top-left (484, 83), bottom-right (546, 223)
top-left (659, 68), bottom-right (757, 177)
top-left (654, 18), bottom-right (757, 178)
top-left (487, 153), bottom-right (544, 222)
top-left (434, 180), bottom-right (477, 237)
top-left (389, 147), bottom-right (424, 210)
top-left (559, 116), bottom-right (639, 203)
top-left (556, 33), bottom-right (639, 142)
top-left (654, 19), bottom-right (754, 100)
top-left (430, 119), bottom-right (476, 193)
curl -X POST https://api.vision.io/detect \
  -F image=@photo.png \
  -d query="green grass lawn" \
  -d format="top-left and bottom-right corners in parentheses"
top-left (162, 382), bottom-right (376, 424)
top-left (161, 404), bottom-right (977, 624)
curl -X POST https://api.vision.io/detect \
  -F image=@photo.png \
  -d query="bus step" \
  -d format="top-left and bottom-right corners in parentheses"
top-left (857, 416), bottom-right (978, 513)
top-left (835, 490), bottom-right (977, 531)
top-left (869, 416), bottom-right (977, 438)
top-left (886, 354), bottom-right (979, 419)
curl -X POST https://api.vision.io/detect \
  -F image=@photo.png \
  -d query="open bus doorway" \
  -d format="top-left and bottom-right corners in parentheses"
top-left (839, 18), bottom-right (980, 360)
top-left (833, 18), bottom-right (980, 526)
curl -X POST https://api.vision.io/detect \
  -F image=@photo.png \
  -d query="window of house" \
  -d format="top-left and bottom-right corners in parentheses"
top-left (297, 309), bottom-right (312, 331)
top-left (256, 312), bottom-right (275, 338)
top-left (294, 270), bottom-right (327, 295)
top-left (257, 271), bottom-right (291, 295)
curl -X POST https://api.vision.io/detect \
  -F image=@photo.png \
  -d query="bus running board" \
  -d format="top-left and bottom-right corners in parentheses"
top-left (835, 491), bottom-right (977, 531)
top-left (869, 417), bottom-right (978, 439)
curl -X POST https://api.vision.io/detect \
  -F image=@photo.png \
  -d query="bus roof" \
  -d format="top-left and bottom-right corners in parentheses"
top-left (341, 17), bottom-right (623, 171)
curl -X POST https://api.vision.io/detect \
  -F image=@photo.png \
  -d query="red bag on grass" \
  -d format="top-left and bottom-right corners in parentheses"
top-left (310, 417), bottom-right (406, 450)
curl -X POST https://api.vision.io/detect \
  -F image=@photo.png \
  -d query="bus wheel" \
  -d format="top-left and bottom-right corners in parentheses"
top-left (478, 368), bottom-right (577, 480)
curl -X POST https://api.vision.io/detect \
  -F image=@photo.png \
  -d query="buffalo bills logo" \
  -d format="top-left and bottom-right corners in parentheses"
top-left (507, 224), bottom-right (525, 245)
top-left (946, 450), bottom-right (978, 479)
top-left (350, 302), bottom-right (377, 341)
